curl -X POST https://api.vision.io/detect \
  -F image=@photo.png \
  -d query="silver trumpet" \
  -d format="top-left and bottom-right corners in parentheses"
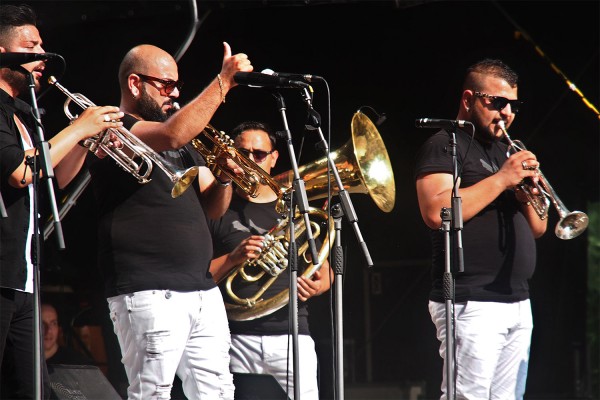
top-left (48, 76), bottom-right (198, 198)
top-left (498, 120), bottom-right (588, 239)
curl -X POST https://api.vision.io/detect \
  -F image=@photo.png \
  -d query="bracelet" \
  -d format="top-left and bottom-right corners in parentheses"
top-left (217, 74), bottom-right (226, 104)
top-left (216, 176), bottom-right (231, 187)
top-left (520, 200), bottom-right (531, 206)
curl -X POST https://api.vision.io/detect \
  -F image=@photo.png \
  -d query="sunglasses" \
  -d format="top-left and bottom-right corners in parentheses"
top-left (238, 148), bottom-right (274, 163)
top-left (474, 91), bottom-right (523, 113)
top-left (136, 73), bottom-right (183, 96)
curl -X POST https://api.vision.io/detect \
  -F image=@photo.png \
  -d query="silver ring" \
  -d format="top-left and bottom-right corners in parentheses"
top-left (521, 161), bottom-right (527, 170)
top-left (104, 114), bottom-right (111, 122)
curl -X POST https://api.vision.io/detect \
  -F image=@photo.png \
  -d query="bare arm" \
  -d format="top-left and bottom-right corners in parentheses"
top-left (129, 42), bottom-right (253, 152)
top-left (416, 149), bottom-right (547, 237)
top-left (9, 106), bottom-right (122, 189)
top-left (209, 235), bottom-right (265, 282)
top-left (197, 166), bottom-right (232, 219)
top-left (298, 261), bottom-right (333, 302)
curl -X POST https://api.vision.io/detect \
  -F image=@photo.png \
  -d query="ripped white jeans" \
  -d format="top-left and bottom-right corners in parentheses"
top-left (108, 287), bottom-right (234, 400)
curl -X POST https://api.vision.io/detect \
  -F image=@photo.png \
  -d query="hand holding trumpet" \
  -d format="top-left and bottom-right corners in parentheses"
top-left (498, 149), bottom-right (541, 197)
top-left (66, 106), bottom-right (123, 149)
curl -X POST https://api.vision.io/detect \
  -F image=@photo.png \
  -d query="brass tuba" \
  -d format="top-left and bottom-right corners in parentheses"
top-left (273, 111), bottom-right (396, 213)
top-left (48, 76), bottom-right (199, 198)
top-left (222, 111), bottom-right (396, 321)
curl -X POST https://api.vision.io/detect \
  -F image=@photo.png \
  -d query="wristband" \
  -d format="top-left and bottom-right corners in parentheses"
top-left (216, 176), bottom-right (231, 187)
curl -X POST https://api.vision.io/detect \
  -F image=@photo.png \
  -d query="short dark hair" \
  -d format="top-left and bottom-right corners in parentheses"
top-left (0, 4), bottom-right (37, 46)
top-left (231, 121), bottom-right (277, 150)
top-left (463, 58), bottom-right (519, 91)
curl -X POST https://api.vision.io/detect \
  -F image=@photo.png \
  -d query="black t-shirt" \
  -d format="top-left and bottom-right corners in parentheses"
top-left (86, 114), bottom-right (215, 297)
top-left (414, 128), bottom-right (536, 303)
top-left (209, 195), bottom-right (312, 335)
top-left (47, 346), bottom-right (94, 366)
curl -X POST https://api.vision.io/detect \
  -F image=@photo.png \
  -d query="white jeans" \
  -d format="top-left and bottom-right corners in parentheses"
top-left (108, 288), bottom-right (234, 400)
top-left (229, 334), bottom-right (319, 400)
top-left (429, 300), bottom-right (533, 400)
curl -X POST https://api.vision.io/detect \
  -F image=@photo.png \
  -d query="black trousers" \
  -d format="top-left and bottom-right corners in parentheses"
top-left (0, 288), bottom-right (50, 399)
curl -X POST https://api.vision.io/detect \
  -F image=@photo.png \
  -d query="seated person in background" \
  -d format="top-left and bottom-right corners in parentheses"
top-left (42, 303), bottom-right (94, 366)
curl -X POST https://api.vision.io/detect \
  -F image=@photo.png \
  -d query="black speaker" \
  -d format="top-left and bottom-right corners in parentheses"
top-left (48, 364), bottom-right (121, 400)
top-left (233, 373), bottom-right (290, 400)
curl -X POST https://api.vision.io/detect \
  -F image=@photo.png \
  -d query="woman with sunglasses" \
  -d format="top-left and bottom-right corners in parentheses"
top-left (414, 58), bottom-right (548, 400)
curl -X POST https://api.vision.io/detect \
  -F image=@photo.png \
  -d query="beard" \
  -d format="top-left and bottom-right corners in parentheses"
top-left (136, 85), bottom-right (172, 122)
top-left (3, 68), bottom-right (40, 95)
top-left (471, 113), bottom-right (498, 145)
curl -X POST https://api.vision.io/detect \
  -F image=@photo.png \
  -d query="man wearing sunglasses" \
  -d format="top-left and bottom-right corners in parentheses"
top-left (86, 43), bottom-right (252, 400)
top-left (208, 121), bottom-right (333, 400)
top-left (414, 59), bottom-right (548, 400)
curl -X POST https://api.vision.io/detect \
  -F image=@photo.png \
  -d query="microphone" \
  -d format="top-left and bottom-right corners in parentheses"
top-left (0, 52), bottom-right (61, 68)
top-left (415, 118), bottom-right (470, 129)
top-left (234, 72), bottom-right (310, 89)
top-left (261, 68), bottom-right (323, 82)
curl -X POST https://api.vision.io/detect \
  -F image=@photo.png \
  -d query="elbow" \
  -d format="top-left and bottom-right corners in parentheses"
top-left (533, 226), bottom-right (548, 239)
top-left (205, 207), bottom-right (226, 221)
top-left (422, 213), bottom-right (442, 230)
top-left (8, 175), bottom-right (28, 189)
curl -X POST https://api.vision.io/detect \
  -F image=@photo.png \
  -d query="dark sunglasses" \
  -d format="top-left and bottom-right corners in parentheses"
top-left (474, 91), bottom-right (523, 113)
top-left (136, 73), bottom-right (183, 96)
top-left (238, 148), bottom-right (274, 163)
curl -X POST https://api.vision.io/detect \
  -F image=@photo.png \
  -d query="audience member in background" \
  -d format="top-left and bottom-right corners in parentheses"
top-left (42, 303), bottom-right (94, 366)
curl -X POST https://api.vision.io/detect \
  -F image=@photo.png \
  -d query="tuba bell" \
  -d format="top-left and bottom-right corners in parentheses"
top-left (273, 111), bottom-right (396, 213)
top-left (222, 111), bottom-right (396, 321)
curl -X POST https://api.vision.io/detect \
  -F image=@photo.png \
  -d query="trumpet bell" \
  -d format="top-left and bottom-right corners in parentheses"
top-left (273, 111), bottom-right (396, 212)
top-left (171, 167), bottom-right (200, 198)
top-left (555, 211), bottom-right (589, 240)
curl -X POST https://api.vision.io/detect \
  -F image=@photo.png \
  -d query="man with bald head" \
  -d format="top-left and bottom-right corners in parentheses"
top-left (85, 42), bottom-right (253, 399)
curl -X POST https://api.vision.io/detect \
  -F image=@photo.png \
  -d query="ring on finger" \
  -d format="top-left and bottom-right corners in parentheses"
top-left (104, 114), bottom-right (111, 122)
top-left (521, 161), bottom-right (527, 170)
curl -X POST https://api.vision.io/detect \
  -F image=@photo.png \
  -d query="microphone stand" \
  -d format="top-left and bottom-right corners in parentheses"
top-left (440, 128), bottom-right (464, 400)
top-left (299, 88), bottom-right (373, 400)
top-left (21, 68), bottom-right (65, 400)
top-left (271, 90), bottom-right (320, 400)
top-left (0, 192), bottom-right (6, 218)
top-left (330, 203), bottom-right (345, 400)
top-left (300, 89), bottom-right (373, 268)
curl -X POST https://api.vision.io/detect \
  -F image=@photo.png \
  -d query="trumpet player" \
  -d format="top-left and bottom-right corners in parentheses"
top-left (0, 4), bottom-right (122, 398)
top-left (86, 43), bottom-right (252, 400)
top-left (415, 59), bottom-right (548, 400)
top-left (209, 121), bottom-right (333, 400)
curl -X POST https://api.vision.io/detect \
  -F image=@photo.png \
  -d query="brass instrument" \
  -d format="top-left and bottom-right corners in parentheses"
top-left (48, 76), bottom-right (199, 198)
top-left (224, 207), bottom-right (334, 321)
top-left (498, 120), bottom-right (588, 239)
top-left (190, 125), bottom-right (288, 214)
top-left (273, 111), bottom-right (396, 213)
top-left (221, 111), bottom-right (395, 321)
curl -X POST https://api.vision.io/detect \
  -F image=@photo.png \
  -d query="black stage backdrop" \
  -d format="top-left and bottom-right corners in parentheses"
top-left (11, 1), bottom-right (597, 399)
